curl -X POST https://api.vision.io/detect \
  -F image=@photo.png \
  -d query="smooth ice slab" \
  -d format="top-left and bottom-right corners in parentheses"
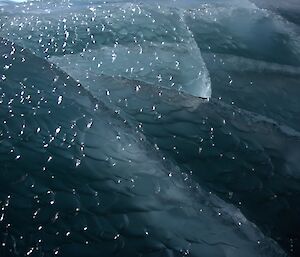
top-left (0, 0), bottom-right (211, 98)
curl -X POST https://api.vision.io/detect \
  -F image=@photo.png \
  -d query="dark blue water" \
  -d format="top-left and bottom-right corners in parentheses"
top-left (0, 0), bottom-right (300, 256)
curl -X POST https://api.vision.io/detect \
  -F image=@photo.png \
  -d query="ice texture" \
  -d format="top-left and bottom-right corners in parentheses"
top-left (1, 0), bottom-right (300, 256)
top-left (0, 0), bottom-right (211, 98)
top-left (0, 38), bottom-right (287, 257)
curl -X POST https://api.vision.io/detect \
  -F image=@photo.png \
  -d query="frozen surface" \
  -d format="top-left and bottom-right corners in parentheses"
top-left (0, 37), bottom-right (287, 257)
top-left (0, 0), bottom-right (212, 98)
top-left (0, 0), bottom-right (300, 256)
